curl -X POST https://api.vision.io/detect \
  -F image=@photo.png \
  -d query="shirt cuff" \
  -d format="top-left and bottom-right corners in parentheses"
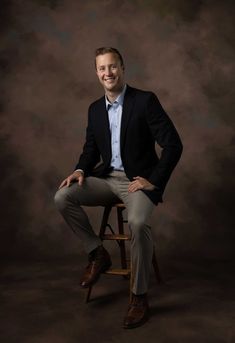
top-left (74, 169), bottom-right (84, 174)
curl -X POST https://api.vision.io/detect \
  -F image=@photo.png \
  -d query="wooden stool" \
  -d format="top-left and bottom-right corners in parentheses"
top-left (86, 203), bottom-right (162, 303)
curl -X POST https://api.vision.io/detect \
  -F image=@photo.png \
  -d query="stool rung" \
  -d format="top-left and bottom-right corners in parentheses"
top-left (102, 234), bottom-right (130, 240)
top-left (105, 268), bottom-right (131, 276)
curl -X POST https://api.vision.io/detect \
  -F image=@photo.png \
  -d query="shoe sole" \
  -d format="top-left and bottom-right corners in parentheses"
top-left (123, 312), bottom-right (149, 329)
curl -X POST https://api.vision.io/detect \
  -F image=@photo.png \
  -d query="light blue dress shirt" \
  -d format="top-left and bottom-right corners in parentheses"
top-left (105, 84), bottom-right (127, 171)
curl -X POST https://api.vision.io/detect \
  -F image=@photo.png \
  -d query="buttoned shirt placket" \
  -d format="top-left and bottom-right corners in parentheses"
top-left (108, 101), bottom-right (123, 170)
top-left (106, 84), bottom-right (127, 171)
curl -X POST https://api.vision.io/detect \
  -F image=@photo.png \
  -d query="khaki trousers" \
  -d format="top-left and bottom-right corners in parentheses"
top-left (54, 171), bottom-right (155, 294)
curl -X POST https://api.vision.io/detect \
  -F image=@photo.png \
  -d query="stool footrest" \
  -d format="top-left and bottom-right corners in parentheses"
top-left (102, 234), bottom-right (130, 240)
top-left (104, 268), bottom-right (131, 276)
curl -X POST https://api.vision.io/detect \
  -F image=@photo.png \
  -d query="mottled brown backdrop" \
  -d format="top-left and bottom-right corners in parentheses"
top-left (1, 0), bottom-right (235, 260)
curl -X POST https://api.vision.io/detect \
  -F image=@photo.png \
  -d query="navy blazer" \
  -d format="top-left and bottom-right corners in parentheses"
top-left (75, 85), bottom-right (183, 204)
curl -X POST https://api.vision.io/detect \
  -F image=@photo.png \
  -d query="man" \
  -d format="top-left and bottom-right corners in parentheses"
top-left (54, 47), bottom-right (183, 329)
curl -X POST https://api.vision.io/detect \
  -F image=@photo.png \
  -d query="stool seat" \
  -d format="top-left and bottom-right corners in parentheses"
top-left (85, 203), bottom-right (162, 303)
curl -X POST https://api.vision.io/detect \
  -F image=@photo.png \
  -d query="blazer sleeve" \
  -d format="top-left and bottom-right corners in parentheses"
top-left (74, 106), bottom-right (101, 176)
top-left (145, 93), bottom-right (183, 190)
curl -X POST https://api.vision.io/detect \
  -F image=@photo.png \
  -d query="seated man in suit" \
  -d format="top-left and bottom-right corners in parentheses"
top-left (54, 47), bottom-right (183, 329)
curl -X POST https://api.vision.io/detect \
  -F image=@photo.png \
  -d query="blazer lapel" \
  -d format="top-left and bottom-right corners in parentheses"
top-left (120, 85), bottom-right (135, 152)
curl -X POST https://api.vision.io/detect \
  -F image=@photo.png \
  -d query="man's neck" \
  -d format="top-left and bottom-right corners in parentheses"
top-left (105, 84), bottom-right (125, 104)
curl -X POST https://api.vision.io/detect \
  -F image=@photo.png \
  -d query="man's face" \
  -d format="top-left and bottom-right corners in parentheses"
top-left (96, 53), bottom-right (124, 93)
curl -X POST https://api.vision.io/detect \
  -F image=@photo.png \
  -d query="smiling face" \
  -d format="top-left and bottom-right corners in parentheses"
top-left (95, 52), bottom-right (125, 94)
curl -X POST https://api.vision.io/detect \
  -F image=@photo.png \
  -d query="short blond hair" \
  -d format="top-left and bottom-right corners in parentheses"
top-left (95, 47), bottom-right (124, 69)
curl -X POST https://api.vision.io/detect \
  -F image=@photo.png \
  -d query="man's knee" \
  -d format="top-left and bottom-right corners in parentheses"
top-left (128, 216), bottom-right (149, 239)
top-left (54, 188), bottom-right (70, 211)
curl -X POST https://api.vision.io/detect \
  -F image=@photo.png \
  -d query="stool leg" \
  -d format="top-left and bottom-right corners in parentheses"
top-left (86, 286), bottom-right (92, 303)
top-left (117, 207), bottom-right (128, 270)
top-left (99, 206), bottom-right (112, 238)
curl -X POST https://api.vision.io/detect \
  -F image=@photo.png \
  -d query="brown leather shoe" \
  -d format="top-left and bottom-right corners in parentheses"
top-left (123, 293), bottom-right (149, 329)
top-left (80, 245), bottom-right (112, 288)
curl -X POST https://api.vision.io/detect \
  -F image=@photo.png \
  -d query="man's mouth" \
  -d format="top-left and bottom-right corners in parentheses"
top-left (104, 77), bottom-right (115, 82)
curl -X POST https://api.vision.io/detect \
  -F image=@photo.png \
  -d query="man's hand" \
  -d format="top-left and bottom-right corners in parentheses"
top-left (59, 171), bottom-right (84, 189)
top-left (128, 176), bottom-right (155, 193)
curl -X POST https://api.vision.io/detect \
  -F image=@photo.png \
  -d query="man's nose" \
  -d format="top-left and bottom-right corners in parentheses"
top-left (105, 67), bottom-right (113, 75)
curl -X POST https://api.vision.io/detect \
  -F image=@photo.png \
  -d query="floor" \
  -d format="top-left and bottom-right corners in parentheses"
top-left (0, 255), bottom-right (234, 343)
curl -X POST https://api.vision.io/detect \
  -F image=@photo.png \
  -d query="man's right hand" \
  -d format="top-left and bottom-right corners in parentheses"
top-left (59, 170), bottom-right (84, 189)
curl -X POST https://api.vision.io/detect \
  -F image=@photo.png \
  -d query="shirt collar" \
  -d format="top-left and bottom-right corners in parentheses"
top-left (105, 84), bottom-right (127, 110)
